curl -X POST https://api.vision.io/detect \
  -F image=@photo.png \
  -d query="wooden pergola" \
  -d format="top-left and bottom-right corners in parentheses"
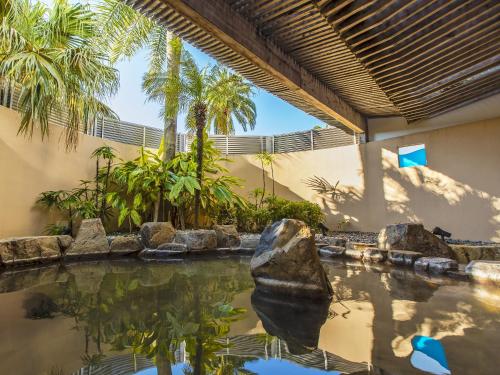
top-left (126, 0), bottom-right (500, 134)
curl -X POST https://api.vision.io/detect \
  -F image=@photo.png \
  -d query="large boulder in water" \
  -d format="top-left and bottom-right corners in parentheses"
top-left (378, 223), bottom-right (453, 258)
top-left (140, 222), bottom-right (176, 249)
top-left (250, 219), bottom-right (333, 299)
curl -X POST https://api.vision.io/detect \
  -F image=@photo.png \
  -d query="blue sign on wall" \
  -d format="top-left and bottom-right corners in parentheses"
top-left (398, 144), bottom-right (427, 168)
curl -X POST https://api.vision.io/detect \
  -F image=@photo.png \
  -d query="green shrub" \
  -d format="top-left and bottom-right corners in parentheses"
top-left (223, 196), bottom-right (323, 233)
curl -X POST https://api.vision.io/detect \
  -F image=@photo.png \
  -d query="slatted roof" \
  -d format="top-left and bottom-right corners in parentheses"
top-left (127, 0), bottom-right (500, 129)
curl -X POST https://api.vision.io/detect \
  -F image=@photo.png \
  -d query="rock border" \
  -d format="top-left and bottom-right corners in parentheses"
top-left (1, 222), bottom-right (499, 287)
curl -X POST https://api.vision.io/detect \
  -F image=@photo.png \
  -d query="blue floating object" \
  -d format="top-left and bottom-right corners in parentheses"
top-left (410, 335), bottom-right (450, 375)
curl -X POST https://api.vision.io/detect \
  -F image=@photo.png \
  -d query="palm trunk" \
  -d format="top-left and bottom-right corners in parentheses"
top-left (193, 102), bottom-right (206, 229)
top-left (99, 159), bottom-right (111, 220)
top-left (95, 158), bottom-right (100, 211)
top-left (271, 161), bottom-right (275, 197)
top-left (260, 160), bottom-right (266, 206)
top-left (156, 31), bottom-right (179, 223)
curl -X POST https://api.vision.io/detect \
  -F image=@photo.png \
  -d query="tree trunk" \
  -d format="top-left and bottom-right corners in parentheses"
top-left (193, 102), bottom-right (206, 229)
top-left (271, 162), bottom-right (275, 197)
top-left (260, 160), bottom-right (266, 206)
top-left (95, 159), bottom-right (100, 210)
top-left (100, 159), bottom-right (111, 220)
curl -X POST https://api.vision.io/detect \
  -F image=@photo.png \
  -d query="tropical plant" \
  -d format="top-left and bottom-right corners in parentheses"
top-left (98, 0), bottom-right (187, 164)
top-left (206, 66), bottom-right (256, 135)
top-left (91, 145), bottom-right (116, 220)
top-left (0, 0), bottom-right (119, 149)
top-left (37, 185), bottom-right (99, 232)
top-left (106, 138), bottom-right (244, 230)
top-left (256, 151), bottom-right (275, 198)
top-left (226, 196), bottom-right (324, 233)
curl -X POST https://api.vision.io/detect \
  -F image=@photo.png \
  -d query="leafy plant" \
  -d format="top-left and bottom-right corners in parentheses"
top-left (0, 0), bottom-right (119, 149)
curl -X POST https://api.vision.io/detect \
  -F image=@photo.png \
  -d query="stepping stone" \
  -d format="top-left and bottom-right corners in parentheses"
top-left (465, 260), bottom-right (500, 285)
top-left (363, 248), bottom-right (388, 263)
top-left (319, 245), bottom-right (345, 258)
top-left (347, 241), bottom-right (377, 251)
top-left (315, 242), bottom-right (329, 248)
top-left (388, 250), bottom-right (423, 266)
top-left (414, 257), bottom-right (458, 274)
top-left (345, 248), bottom-right (364, 260)
top-left (139, 243), bottom-right (188, 258)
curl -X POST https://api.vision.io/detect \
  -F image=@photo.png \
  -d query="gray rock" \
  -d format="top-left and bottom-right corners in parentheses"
top-left (240, 234), bottom-right (261, 249)
top-left (378, 223), bottom-right (453, 258)
top-left (449, 244), bottom-right (499, 264)
top-left (66, 219), bottom-right (109, 256)
top-left (388, 250), bottom-right (423, 266)
top-left (174, 230), bottom-right (217, 251)
top-left (250, 219), bottom-right (333, 299)
top-left (363, 248), bottom-right (387, 263)
top-left (0, 235), bottom-right (70, 266)
top-left (140, 243), bottom-right (188, 258)
top-left (213, 224), bottom-right (241, 247)
top-left (157, 242), bottom-right (189, 252)
top-left (109, 235), bottom-right (144, 255)
top-left (140, 222), bottom-right (176, 248)
top-left (319, 245), bottom-right (345, 257)
top-left (465, 261), bottom-right (500, 285)
top-left (414, 257), bottom-right (458, 274)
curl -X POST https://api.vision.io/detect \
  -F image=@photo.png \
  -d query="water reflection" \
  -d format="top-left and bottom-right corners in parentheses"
top-left (0, 258), bottom-right (498, 375)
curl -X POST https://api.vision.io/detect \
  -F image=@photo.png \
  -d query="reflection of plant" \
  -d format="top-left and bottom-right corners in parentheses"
top-left (31, 261), bottom-right (254, 374)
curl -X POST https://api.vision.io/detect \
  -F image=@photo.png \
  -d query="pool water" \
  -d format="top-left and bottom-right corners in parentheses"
top-left (0, 257), bottom-right (498, 375)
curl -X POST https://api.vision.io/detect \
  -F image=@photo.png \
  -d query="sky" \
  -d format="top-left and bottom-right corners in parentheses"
top-left (40, 0), bottom-right (323, 135)
top-left (110, 43), bottom-right (323, 135)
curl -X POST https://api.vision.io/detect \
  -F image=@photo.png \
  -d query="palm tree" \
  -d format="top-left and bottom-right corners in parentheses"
top-left (206, 66), bottom-right (256, 135)
top-left (183, 61), bottom-right (257, 228)
top-left (0, 0), bottom-right (119, 149)
top-left (183, 59), bottom-right (210, 228)
top-left (98, 0), bottom-right (187, 163)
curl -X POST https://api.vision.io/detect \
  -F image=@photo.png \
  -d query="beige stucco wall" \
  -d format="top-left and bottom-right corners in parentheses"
top-left (1, 105), bottom-right (499, 241)
top-left (0, 106), bottom-right (141, 238)
top-left (224, 117), bottom-right (500, 242)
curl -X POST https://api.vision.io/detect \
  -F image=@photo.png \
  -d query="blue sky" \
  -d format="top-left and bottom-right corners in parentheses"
top-left (110, 43), bottom-right (323, 135)
top-left (41, 0), bottom-right (323, 135)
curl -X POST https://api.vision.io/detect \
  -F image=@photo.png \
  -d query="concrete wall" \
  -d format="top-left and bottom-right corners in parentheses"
top-left (1, 105), bottom-right (499, 241)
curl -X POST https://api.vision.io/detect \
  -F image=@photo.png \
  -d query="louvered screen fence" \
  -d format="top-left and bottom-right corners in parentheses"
top-left (1, 83), bottom-right (364, 154)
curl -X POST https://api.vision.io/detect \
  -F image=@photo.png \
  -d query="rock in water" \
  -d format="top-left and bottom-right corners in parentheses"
top-left (140, 222), bottom-right (176, 249)
top-left (250, 219), bottom-right (333, 299)
top-left (109, 235), bottom-right (144, 255)
top-left (213, 224), bottom-right (241, 247)
top-left (174, 230), bottom-right (217, 251)
top-left (378, 223), bottom-right (453, 258)
top-left (66, 219), bottom-right (109, 256)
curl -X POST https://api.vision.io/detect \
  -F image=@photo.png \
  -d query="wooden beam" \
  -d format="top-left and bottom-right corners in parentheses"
top-left (157, 0), bottom-right (366, 132)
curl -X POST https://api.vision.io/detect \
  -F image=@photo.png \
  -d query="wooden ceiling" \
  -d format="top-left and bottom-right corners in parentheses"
top-left (127, 0), bottom-right (500, 127)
